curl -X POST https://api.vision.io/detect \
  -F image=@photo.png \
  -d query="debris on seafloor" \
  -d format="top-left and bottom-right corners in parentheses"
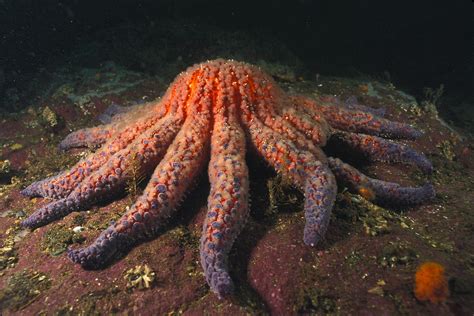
top-left (0, 160), bottom-right (11, 177)
top-left (124, 264), bottom-right (156, 290)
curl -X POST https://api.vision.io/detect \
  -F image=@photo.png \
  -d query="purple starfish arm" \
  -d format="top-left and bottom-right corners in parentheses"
top-left (303, 162), bottom-right (337, 246)
top-left (200, 104), bottom-right (249, 298)
top-left (331, 131), bottom-right (433, 173)
top-left (22, 115), bottom-right (184, 229)
top-left (58, 126), bottom-right (114, 151)
top-left (293, 96), bottom-right (422, 140)
top-left (328, 157), bottom-right (435, 205)
top-left (68, 114), bottom-right (211, 268)
top-left (67, 65), bottom-right (215, 267)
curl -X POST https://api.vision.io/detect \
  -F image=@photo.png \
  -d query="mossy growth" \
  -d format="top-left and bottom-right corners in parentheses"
top-left (436, 140), bottom-right (456, 161)
top-left (0, 176), bottom-right (22, 201)
top-left (0, 269), bottom-right (51, 311)
top-left (72, 213), bottom-right (87, 226)
top-left (56, 287), bottom-right (121, 315)
top-left (168, 225), bottom-right (199, 249)
top-left (378, 241), bottom-right (418, 268)
top-left (266, 174), bottom-right (303, 217)
top-left (344, 250), bottom-right (363, 267)
top-left (41, 224), bottom-right (85, 256)
top-left (295, 288), bottom-right (336, 314)
top-left (23, 146), bottom-right (79, 184)
top-left (335, 191), bottom-right (400, 237)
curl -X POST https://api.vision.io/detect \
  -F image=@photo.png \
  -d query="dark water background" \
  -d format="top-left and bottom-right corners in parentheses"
top-left (0, 0), bottom-right (472, 126)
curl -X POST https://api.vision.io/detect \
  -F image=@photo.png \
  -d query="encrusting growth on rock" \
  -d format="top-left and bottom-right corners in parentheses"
top-left (414, 261), bottom-right (449, 304)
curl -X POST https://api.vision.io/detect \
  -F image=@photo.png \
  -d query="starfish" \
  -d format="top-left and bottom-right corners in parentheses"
top-left (21, 59), bottom-right (434, 298)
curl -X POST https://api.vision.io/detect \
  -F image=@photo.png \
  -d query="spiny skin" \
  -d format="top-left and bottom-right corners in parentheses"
top-left (21, 59), bottom-right (435, 298)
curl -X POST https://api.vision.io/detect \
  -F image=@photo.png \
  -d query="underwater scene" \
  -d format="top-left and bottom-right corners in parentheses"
top-left (0, 1), bottom-right (472, 314)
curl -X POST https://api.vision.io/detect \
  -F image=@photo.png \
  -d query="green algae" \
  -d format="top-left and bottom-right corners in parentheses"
top-left (0, 269), bottom-right (51, 311)
top-left (295, 288), bottom-right (337, 314)
top-left (23, 145), bottom-right (80, 184)
top-left (335, 191), bottom-right (404, 237)
top-left (41, 224), bottom-right (85, 256)
top-left (344, 250), bottom-right (363, 268)
top-left (378, 241), bottom-right (418, 268)
top-left (266, 175), bottom-right (303, 217)
top-left (436, 140), bottom-right (456, 161)
top-left (55, 287), bottom-right (122, 316)
top-left (72, 213), bottom-right (87, 226)
top-left (9, 143), bottom-right (23, 151)
top-left (168, 226), bottom-right (199, 249)
top-left (0, 176), bottom-right (21, 202)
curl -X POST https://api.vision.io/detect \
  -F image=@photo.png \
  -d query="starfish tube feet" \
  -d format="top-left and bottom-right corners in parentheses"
top-left (328, 157), bottom-right (435, 205)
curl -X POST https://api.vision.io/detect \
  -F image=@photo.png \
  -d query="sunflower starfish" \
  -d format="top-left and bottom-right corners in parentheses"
top-left (21, 59), bottom-right (434, 297)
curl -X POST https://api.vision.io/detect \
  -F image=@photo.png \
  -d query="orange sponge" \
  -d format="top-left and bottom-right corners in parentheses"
top-left (414, 262), bottom-right (449, 303)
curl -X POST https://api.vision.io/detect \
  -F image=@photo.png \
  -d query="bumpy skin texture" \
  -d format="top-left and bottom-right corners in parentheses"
top-left (21, 59), bottom-right (435, 298)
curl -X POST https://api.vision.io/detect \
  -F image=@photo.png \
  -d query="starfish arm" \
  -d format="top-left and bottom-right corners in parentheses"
top-left (256, 107), bottom-right (327, 161)
top-left (20, 76), bottom-right (195, 200)
top-left (68, 113), bottom-right (211, 268)
top-left (303, 162), bottom-right (337, 246)
top-left (317, 95), bottom-right (386, 117)
top-left (342, 96), bottom-right (386, 117)
top-left (21, 111), bottom-right (174, 199)
top-left (58, 126), bottom-right (114, 151)
top-left (244, 113), bottom-right (337, 246)
top-left (21, 115), bottom-right (184, 229)
top-left (200, 108), bottom-right (249, 298)
top-left (245, 115), bottom-right (306, 185)
top-left (58, 102), bottom-right (160, 151)
top-left (280, 106), bottom-right (329, 146)
top-left (331, 131), bottom-right (433, 173)
top-left (293, 96), bottom-right (422, 140)
top-left (328, 157), bottom-right (435, 205)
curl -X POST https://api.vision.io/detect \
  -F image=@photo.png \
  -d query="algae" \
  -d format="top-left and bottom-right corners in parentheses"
top-left (296, 288), bottom-right (337, 314)
top-left (41, 224), bottom-right (85, 256)
top-left (0, 269), bottom-right (51, 311)
top-left (378, 241), bottom-right (418, 268)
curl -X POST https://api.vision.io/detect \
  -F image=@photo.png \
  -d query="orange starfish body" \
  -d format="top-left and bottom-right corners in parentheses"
top-left (22, 59), bottom-right (434, 297)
